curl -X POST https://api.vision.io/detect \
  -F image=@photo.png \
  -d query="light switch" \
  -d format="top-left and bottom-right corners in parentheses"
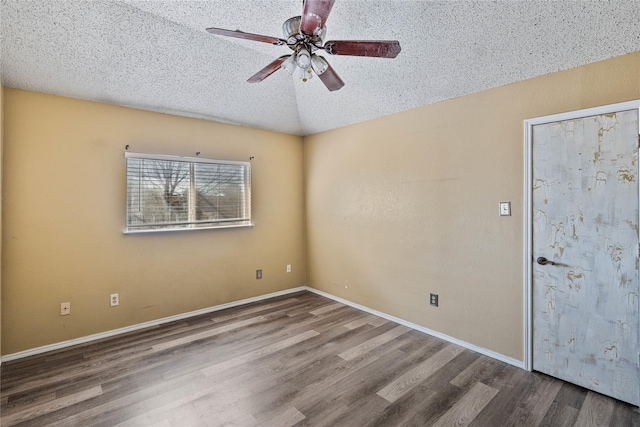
top-left (500, 202), bottom-right (511, 216)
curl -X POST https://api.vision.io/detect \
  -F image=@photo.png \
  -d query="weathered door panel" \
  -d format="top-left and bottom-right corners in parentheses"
top-left (532, 109), bottom-right (639, 406)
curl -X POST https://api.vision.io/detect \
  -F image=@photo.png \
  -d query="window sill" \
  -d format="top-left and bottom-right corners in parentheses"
top-left (123, 223), bottom-right (254, 235)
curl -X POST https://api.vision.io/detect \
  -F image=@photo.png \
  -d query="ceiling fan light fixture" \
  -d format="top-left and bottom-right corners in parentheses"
top-left (281, 54), bottom-right (297, 75)
top-left (296, 48), bottom-right (311, 68)
top-left (299, 65), bottom-right (313, 82)
top-left (310, 54), bottom-right (329, 75)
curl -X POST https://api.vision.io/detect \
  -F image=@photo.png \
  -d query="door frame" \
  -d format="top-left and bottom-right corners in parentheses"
top-left (523, 100), bottom-right (640, 372)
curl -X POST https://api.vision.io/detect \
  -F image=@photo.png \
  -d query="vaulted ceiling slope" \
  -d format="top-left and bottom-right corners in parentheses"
top-left (1, 1), bottom-right (639, 136)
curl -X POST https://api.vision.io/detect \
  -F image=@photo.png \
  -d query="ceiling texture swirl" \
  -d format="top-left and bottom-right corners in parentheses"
top-left (2, 0), bottom-right (639, 135)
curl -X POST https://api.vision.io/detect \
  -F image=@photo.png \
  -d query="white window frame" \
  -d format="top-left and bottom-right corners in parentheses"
top-left (124, 152), bottom-right (252, 234)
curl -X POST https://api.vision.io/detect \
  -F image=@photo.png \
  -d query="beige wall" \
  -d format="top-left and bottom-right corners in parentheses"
top-left (304, 51), bottom-right (640, 361)
top-left (1, 84), bottom-right (4, 359)
top-left (2, 51), bottom-right (640, 360)
top-left (1, 89), bottom-right (305, 355)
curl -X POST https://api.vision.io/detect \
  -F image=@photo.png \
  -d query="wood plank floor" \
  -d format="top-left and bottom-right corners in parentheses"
top-left (1, 291), bottom-right (639, 426)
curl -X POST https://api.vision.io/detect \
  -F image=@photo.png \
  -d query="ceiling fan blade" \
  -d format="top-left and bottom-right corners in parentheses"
top-left (247, 55), bottom-right (291, 83)
top-left (324, 40), bottom-right (401, 58)
top-left (206, 27), bottom-right (286, 46)
top-left (316, 63), bottom-right (345, 91)
top-left (300, 0), bottom-right (336, 36)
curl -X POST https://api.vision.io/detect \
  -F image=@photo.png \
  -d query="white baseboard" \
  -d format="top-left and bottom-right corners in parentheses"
top-left (1, 285), bottom-right (524, 369)
top-left (305, 287), bottom-right (525, 369)
top-left (0, 287), bottom-right (306, 363)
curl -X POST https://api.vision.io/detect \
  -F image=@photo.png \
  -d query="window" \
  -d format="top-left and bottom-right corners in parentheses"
top-left (125, 152), bottom-right (251, 233)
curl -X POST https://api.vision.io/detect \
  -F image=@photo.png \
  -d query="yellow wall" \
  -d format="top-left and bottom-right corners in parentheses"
top-left (1, 89), bottom-right (306, 355)
top-left (304, 51), bottom-right (640, 361)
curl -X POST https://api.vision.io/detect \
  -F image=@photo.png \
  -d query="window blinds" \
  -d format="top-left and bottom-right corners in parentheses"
top-left (125, 153), bottom-right (251, 232)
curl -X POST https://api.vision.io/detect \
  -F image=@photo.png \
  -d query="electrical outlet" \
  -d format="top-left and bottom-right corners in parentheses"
top-left (430, 293), bottom-right (439, 307)
top-left (60, 302), bottom-right (71, 316)
top-left (110, 293), bottom-right (119, 307)
top-left (286, 264), bottom-right (291, 273)
top-left (256, 269), bottom-right (262, 279)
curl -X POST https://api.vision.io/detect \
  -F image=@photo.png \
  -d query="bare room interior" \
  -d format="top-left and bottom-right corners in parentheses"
top-left (1, 1), bottom-right (640, 425)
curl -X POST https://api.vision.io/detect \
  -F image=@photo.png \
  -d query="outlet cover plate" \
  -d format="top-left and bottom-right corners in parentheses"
top-left (430, 293), bottom-right (439, 307)
top-left (60, 302), bottom-right (71, 315)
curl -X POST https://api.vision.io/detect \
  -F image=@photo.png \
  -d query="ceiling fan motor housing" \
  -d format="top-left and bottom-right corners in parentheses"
top-left (282, 16), bottom-right (301, 41)
top-left (282, 16), bottom-right (326, 49)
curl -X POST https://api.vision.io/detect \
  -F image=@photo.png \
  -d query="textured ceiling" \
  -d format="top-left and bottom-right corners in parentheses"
top-left (1, 1), bottom-right (640, 136)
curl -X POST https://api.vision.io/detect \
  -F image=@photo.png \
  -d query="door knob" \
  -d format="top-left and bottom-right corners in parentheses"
top-left (537, 257), bottom-right (555, 266)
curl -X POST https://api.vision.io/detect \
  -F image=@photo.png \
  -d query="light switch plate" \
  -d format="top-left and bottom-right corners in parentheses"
top-left (500, 202), bottom-right (511, 216)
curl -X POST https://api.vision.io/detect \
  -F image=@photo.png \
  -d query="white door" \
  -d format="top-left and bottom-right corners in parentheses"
top-left (530, 106), bottom-right (639, 406)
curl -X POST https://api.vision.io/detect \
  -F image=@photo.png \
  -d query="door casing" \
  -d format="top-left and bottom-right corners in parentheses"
top-left (523, 100), bottom-right (640, 372)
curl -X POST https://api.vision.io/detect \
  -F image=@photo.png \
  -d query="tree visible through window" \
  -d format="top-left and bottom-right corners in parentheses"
top-left (125, 153), bottom-right (251, 232)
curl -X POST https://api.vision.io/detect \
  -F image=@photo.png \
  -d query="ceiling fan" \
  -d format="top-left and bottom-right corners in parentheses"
top-left (206, 0), bottom-right (401, 91)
